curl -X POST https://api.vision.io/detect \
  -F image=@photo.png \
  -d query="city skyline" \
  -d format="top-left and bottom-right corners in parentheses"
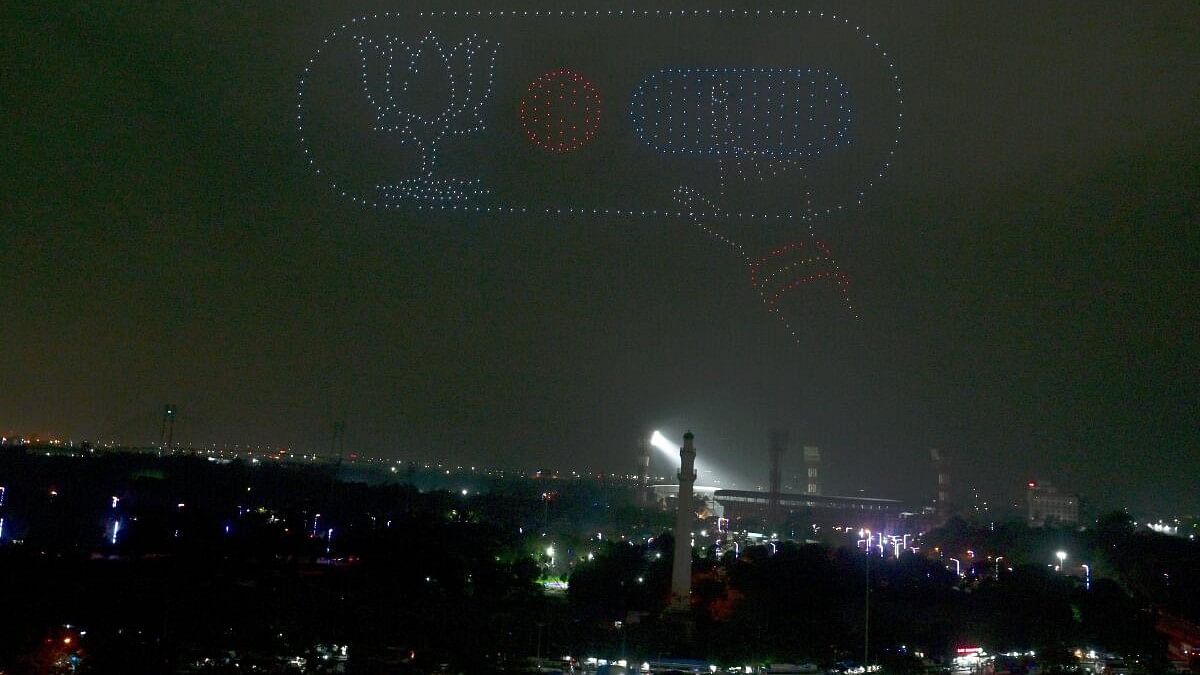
top-left (3, 1), bottom-right (1197, 517)
top-left (3, 3), bottom-right (1197, 672)
top-left (1, 433), bottom-right (1191, 525)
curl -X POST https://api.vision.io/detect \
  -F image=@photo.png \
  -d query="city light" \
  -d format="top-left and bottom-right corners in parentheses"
top-left (0, 1), bottom-right (1189, 666)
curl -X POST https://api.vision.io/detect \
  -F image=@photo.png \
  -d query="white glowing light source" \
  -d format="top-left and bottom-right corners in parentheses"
top-left (650, 430), bottom-right (724, 484)
top-left (649, 430), bottom-right (674, 455)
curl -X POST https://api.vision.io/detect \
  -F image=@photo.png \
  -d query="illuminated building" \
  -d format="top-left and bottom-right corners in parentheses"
top-left (714, 489), bottom-right (903, 531)
top-left (802, 445), bottom-right (821, 496)
top-left (930, 448), bottom-right (952, 519)
top-left (1025, 482), bottom-right (1078, 526)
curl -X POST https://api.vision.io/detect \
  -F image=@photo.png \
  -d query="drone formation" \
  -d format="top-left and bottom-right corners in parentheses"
top-left (519, 68), bottom-right (603, 153)
top-left (297, 9), bottom-right (903, 336)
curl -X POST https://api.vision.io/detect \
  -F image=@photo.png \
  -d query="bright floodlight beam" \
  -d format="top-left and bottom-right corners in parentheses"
top-left (651, 430), bottom-right (716, 482)
top-left (649, 430), bottom-right (674, 455)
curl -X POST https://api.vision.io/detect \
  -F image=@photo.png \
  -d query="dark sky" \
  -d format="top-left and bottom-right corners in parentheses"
top-left (3, 2), bottom-right (1197, 515)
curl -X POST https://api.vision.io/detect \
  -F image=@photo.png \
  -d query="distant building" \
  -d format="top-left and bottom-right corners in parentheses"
top-left (802, 446), bottom-right (821, 496)
top-left (1025, 482), bottom-right (1079, 526)
top-left (714, 489), bottom-right (903, 531)
top-left (649, 484), bottom-right (723, 518)
top-left (930, 448), bottom-right (952, 519)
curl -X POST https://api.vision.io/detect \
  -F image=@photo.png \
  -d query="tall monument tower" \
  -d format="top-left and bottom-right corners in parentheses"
top-left (670, 431), bottom-right (697, 611)
top-left (636, 438), bottom-right (652, 506)
top-left (160, 404), bottom-right (176, 453)
top-left (767, 429), bottom-right (788, 526)
top-left (930, 448), bottom-right (951, 519)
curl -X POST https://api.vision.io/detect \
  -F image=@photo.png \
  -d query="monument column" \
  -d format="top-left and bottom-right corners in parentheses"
top-left (670, 431), bottom-right (697, 610)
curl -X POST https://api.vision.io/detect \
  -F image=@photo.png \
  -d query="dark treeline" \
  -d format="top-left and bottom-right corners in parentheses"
top-left (0, 450), bottom-right (1193, 673)
top-left (564, 535), bottom-right (1170, 670)
top-left (923, 514), bottom-right (1200, 627)
top-left (0, 451), bottom-right (550, 673)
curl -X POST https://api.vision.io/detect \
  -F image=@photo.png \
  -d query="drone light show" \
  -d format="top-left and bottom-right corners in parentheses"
top-left (298, 8), bottom-right (903, 332)
top-left (519, 68), bottom-right (603, 153)
top-left (629, 68), bottom-right (853, 159)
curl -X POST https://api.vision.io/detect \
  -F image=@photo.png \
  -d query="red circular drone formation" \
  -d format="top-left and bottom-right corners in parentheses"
top-left (519, 68), bottom-right (602, 153)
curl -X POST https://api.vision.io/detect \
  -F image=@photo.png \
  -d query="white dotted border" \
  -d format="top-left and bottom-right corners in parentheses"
top-left (296, 8), bottom-right (903, 220)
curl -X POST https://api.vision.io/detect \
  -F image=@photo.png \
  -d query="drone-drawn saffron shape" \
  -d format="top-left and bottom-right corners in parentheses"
top-left (355, 31), bottom-right (498, 203)
top-left (749, 239), bottom-right (850, 311)
top-left (673, 186), bottom-right (857, 334)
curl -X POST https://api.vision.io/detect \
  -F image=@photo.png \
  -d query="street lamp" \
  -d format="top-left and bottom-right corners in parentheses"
top-left (1081, 563), bottom-right (1090, 590)
top-left (949, 557), bottom-right (962, 576)
top-left (1055, 550), bottom-right (1067, 572)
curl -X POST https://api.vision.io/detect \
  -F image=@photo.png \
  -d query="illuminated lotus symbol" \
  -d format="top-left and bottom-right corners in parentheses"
top-left (355, 31), bottom-right (497, 203)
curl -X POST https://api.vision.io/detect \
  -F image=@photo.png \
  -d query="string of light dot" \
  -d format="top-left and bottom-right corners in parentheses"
top-left (296, 9), bottom-right (903, 218)
top-left (630, 68), bottom-right (851, 159)
top-left (673, 186), bottom-right (857, 339)
top-left (750, 239), bottom-right (852, 312)
top-left (350, 30), bottom-right (498, 204)
top-left (519, 68), bottom-right (602, 153)
top-left (660, 70), bottom-right (851, 326)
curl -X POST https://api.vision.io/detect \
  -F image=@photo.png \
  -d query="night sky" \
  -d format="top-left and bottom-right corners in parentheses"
top-left (3, 2), bottom-right (1197, 514)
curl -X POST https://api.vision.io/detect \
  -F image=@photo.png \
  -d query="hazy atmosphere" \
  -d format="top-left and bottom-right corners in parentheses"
top-left (4, 1), bottom-right (1197, 514)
